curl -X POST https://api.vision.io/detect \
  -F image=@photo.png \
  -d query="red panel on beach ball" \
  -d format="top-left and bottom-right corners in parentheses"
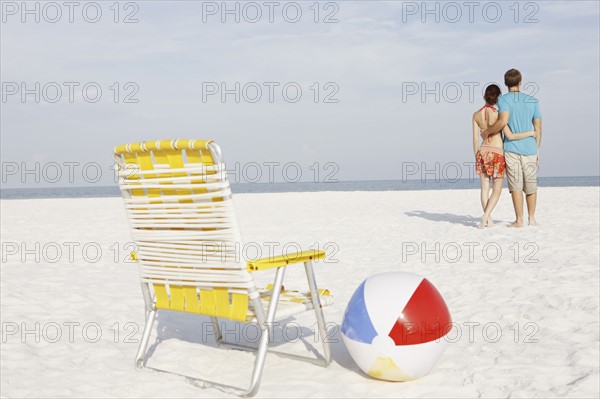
top-left (388, 278), bottom-right (451, 346)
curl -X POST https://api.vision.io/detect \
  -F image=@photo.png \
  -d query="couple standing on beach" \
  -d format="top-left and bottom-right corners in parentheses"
top-left (472, 68), bottom-right (542, 229)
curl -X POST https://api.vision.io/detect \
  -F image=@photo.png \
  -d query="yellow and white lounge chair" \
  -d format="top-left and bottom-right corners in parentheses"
top-left (113, 139), bottom-right (332, 396)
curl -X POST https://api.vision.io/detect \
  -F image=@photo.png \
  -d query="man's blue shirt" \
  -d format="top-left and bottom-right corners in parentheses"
top-left (497, 92), bottom-right (541, 156)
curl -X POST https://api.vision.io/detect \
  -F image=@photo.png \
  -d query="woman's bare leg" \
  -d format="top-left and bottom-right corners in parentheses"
top-left (479, 177), bottom-right (503, 229)
top-left (480, 174), bottom-right (490, 212)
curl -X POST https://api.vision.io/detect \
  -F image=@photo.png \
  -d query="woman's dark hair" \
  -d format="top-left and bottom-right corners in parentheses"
top-left (484, 84), bottom-right (502, 105)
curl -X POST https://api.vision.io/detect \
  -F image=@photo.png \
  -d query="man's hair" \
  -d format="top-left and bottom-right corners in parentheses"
top-left (484, 84), bottom-right (502, 105)
top-left (504, 69), bottom-right (522, 87)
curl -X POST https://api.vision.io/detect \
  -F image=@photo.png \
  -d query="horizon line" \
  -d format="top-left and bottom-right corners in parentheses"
top-left (1, 175), bottom-right (599, 191)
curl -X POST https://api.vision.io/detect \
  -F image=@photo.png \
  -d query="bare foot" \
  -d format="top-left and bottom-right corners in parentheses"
top-left (508, 220), bottom-right (525, 228)
top-left (477, 215), bottom-right (487, 229)
top-left (529, 218), bottom-right (540, 226)
top-left (486, 217), bottom-right (494, 227)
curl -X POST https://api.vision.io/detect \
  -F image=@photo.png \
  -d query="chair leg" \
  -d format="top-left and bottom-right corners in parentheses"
top-left (135, 309), bottom-right (156, 368)
top-left (244, 266), bottom-right (286, 397)
top-left (210, 317), bottom-right (223, 346)
top-left (244, 320), bottom-right (270, 397)
top-left (304, 260), bottom-right (332, 366)
top-left (140, 283), bottom-right (153, 312)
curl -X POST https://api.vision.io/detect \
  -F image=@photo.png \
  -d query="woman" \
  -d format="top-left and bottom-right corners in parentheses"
top-left (472, 84), bottom-right (535, 229)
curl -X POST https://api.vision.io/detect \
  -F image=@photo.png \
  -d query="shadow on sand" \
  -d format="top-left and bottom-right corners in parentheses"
top-left (139, 312), bottom-right (366, 395)
top-left (405, 210), bottom-right (482, 227)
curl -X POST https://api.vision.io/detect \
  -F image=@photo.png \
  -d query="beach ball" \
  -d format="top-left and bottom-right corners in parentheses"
top-left (341, 272), bottom-right (451, 381)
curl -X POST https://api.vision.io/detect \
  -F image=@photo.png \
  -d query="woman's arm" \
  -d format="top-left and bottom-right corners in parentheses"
top-left (533, 118), bottom-right (542, 148)
top-left (472, 116), bottom-right (480, 156)
top-left (503, 124), bottom-right (536, 140)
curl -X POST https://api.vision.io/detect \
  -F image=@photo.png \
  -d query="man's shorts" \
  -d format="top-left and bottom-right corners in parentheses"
top-left (504, 152), bottom-right (538, 194)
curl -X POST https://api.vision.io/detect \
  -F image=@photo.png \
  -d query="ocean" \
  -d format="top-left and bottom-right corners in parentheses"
top-left (1, 176), bottom-right (598, 200)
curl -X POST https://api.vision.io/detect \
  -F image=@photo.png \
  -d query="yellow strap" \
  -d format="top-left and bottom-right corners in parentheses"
top-left (169, 285), bottom-right (185, 311)
top-left (200, 148), bottom-right (214, 165)
top-left (213, 288), bottom-right (230, 318)
top-left (165, 149), bottom-right (191, 202)
top-left (136, 151), bottom-right (161, 199)
top-left (153, 151), bottom-right (175, 196)
top-left (182, 286), bottom-right (200, 313)
top-left (161, 288), bottom-right (248, 322)
top-left (186, 149), bottom-right (208, 198)
top-left (154, 284), bottom-right (170, 309)
top-left (231, 293), bottom-right (249, 321)
top-left (265, 283), bottom-right (285, 292)
top-left (200, 289), bottom-right (216, 315)
top-left (122, 153), bottom-right (144, 197)
top-left (213, 289), bottom-right (248, 321)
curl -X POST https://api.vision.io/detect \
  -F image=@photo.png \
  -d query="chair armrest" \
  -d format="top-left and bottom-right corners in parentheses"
top-left (247, 250), bottom-right (325, 272)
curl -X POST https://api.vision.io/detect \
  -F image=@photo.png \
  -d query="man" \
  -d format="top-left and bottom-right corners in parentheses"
top-left (482, 69), bottom-right (542, 227)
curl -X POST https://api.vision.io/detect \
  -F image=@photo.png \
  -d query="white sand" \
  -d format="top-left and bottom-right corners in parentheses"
top-left (1, 187), bottom-right (599, 398)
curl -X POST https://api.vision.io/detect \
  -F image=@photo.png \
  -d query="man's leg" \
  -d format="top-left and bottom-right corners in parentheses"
top-left (526, 193), bottom-right (538, 225)
top-left (509, 190), bottom-right (525, 227)
top-left (504, 152), bottom-right (525, 227)
top-left (523, 155), bottom-right (539, 225)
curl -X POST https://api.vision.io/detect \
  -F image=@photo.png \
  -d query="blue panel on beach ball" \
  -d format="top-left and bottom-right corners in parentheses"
top-left (341, 281), bottom-right (378, 344)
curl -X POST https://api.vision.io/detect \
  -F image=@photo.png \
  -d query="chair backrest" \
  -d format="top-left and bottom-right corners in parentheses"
top-left (114, 139), bottom-right (255, 321)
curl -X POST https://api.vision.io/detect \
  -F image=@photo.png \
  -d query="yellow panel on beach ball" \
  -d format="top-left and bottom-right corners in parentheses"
top-left (368, 357), bottom-right (413, 381)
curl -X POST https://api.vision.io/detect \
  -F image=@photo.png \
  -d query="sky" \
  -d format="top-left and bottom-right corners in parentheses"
top-left (1, 0), bottom-right (599, 188)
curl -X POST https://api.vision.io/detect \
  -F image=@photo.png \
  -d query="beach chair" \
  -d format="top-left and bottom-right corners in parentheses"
top-left (113, 139), bottom-right (332, 396)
